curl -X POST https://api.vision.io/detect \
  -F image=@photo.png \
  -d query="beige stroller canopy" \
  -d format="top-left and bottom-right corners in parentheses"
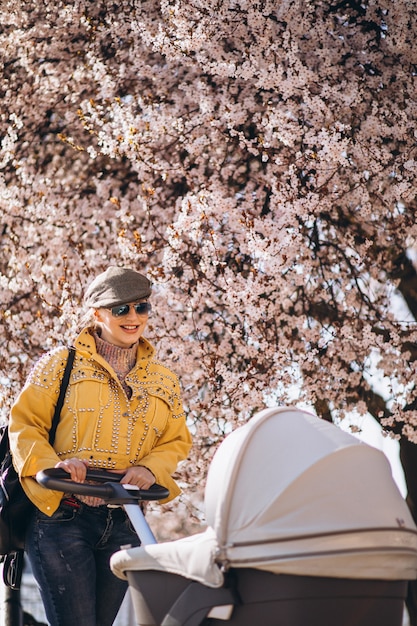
top-left (111, 406), bottom-right (417, 586)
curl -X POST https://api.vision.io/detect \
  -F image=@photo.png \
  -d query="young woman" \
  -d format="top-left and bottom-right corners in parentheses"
top-left (9, 266), bottom-right (192, 626)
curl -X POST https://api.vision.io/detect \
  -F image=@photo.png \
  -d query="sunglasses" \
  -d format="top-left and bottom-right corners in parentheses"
top-left (108, 302), bottom-right (152, 317)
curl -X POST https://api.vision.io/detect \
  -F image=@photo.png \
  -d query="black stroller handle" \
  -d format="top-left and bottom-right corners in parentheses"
top-left (36, 467), bottom-right (169, 503)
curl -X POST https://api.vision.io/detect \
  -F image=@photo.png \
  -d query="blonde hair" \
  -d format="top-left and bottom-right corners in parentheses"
top-left (76, 308), bottom-right (97, 333)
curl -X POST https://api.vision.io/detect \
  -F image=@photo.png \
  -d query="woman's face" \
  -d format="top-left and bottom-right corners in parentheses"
top-left (94, 301), bottom-right (150, 348)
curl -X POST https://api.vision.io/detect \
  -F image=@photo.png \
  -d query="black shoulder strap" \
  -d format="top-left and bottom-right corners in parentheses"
top-left (49, 346), bottom-right (75, 446)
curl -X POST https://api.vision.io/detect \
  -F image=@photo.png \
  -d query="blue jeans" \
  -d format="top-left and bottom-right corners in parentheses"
top-left (25, 500), bottom-right (141, 626)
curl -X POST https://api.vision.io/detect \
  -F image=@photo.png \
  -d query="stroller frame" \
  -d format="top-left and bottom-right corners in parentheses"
top-left (36, 468), bottom-right (409, 626)
top-left (37, 406), bottom-right (417, 626)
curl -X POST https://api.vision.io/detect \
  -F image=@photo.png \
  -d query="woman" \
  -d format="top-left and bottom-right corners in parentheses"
top-left (9, 266), bottom-right (192, 626)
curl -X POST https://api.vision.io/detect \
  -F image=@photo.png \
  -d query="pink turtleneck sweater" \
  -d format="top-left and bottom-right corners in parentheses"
top-left (93, 331), bottom-right (138, 398)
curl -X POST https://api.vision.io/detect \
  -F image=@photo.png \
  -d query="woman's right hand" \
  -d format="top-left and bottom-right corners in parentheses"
top-left (55, 458), bottom-right (89, 483)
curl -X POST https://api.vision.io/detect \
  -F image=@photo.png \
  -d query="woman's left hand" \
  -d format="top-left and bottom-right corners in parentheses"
top-left (109, 466), bottom-right (156, 489)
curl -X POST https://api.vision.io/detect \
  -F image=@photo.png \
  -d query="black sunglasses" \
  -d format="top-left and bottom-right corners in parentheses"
top-left (108, 302), bottom-right (152, 317)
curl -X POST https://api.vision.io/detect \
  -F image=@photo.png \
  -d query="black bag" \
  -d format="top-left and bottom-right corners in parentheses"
top-left (0, 346), bottom-right (75, 589)
top-left (0, 426), bottom-right (32, 556)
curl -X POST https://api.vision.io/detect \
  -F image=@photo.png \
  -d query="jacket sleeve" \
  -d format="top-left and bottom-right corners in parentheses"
top-left (9, 348), bottom-right (70, 478)
top-left (137, 377), bottom-right (192, 502)
top-left (9, 349), bottom-right (70, 514)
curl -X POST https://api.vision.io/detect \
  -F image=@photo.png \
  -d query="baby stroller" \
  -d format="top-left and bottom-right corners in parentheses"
top-left (39, 407), bottom-right (417, 626)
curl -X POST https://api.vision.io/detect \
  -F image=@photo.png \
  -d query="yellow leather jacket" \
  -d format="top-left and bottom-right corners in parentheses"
top-left (9, 328), bottom-right (192, 515)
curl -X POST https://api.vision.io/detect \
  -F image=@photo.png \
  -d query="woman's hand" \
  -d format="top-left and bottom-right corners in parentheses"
top-left (55, 458), bottom-right (105, 506)
top-left (55, 457), bottom-right (89, 483)
top-left (110, 466), bottom-right (156, 489)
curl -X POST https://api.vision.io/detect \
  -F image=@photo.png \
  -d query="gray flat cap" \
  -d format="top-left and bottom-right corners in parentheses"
top-left (84, 266), bottom-right (152, 308)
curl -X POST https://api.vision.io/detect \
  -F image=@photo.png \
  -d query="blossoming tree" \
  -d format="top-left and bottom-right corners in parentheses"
top-left (1, 0), bottom-right (417, 605)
